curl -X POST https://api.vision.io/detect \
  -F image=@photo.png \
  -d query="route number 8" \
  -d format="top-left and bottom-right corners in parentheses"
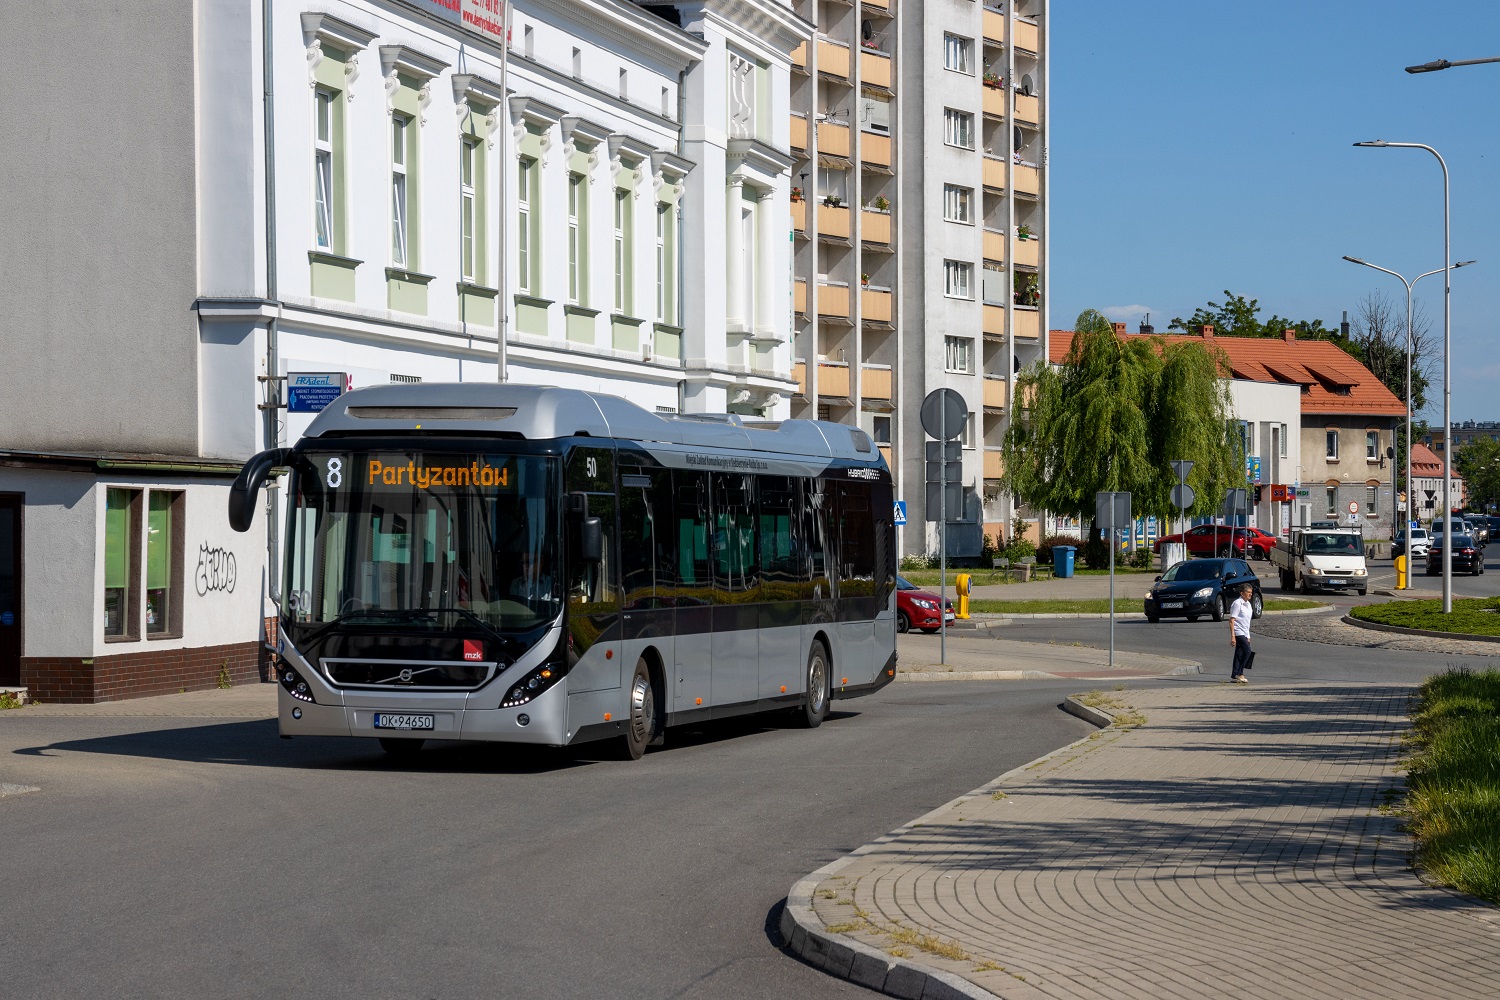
top-left (326, 457), bottom-right (343, 488)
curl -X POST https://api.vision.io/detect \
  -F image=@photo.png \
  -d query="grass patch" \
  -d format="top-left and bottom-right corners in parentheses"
top-left (972, 599), bottom-right (1141, 615)
top-left (0, 692), bottom-right (24, 710)
top-left (1352, 597), bottom-right (1500, 636)
top-left (825, 920), bottom-right (864, 934)
top-left (1263, 598), bottom-right (1328, 611)
top-left (1405, 669), bottom-right (1500, 903)
top-left (886, 925), bottom-right (971, 962)
top-left (900, 566), bottom-right (1156, 588)
top-left (1075, 690), bottom-right (1126, 710)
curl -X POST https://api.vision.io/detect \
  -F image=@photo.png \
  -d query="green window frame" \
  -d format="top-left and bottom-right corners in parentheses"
top-left (104, 488), bottom-right (142, 640)
top-left (614, 187), bottom-right (633, 315)
top-left (146, 491), bottom-right (184, 638)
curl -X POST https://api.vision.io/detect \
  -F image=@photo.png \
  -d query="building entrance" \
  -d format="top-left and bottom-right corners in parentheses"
top-left (0, 495), bottom-right (19, 686)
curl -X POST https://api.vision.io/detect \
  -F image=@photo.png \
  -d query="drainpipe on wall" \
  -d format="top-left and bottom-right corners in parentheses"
top-left (262, 0), bottom-right (282, 606)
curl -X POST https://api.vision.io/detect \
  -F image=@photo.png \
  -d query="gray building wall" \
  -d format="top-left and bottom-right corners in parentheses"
top-left (0, 1), bottom-right (200, 457)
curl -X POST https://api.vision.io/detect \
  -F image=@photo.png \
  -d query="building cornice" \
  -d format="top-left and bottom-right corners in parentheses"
top-left (300, 11), bottom-right (379, 52)
top-left (727, 137), bottom-right (795, 176)
top-left (530, 0), bottom-right (706, 69)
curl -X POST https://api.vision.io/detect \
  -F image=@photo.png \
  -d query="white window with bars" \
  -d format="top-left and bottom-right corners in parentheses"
top-left (943, 184), bottom-right (973, 224)
top-left (945, 335), bottom-right (974, 374)
top-left (944, 260), bottom-right (973, 299)
top-left (943, 33), bottom-right (974, 74)
top-left (944, 108), bottom-right (974, 149)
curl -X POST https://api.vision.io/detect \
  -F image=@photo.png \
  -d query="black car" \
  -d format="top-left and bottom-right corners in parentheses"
top-left (1427, 534), bottom-right (1486, 575)
top-left (1145, 557), bottom-right (1263, 623)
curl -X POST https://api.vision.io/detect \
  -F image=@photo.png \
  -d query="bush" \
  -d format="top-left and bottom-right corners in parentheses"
top-left (979, 532), bottom-right (999, 566)
top-left (1129, 546), bottom-right (1154, 569)
top-left (1081, 529), bottom-right (1111, 569)
top-left (899, 553), bottom-right (933, 572)
top-left (1036, 533), bottom-right (1079, 565)
top-left (1005, 537), bottom-right (1037, 562)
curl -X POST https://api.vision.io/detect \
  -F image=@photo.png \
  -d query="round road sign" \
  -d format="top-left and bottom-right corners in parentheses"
top-left (1170, 483), bottom-right (1196, 510)
top-left (1347, 500), bottom-right (1359, 515)
top-left (919, 388), bottom-right (968, 440)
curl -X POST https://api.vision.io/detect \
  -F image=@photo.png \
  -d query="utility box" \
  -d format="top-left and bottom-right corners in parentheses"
top-left (1160, 541), bottom-right (1187, 572)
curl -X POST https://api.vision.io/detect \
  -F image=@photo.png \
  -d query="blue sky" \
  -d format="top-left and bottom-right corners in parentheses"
top-left (1050, 1), bottom-right (1500, 422)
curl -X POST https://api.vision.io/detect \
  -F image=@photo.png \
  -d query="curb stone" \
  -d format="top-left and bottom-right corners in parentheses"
top-left (779, 696), bottom-right (1118, 998)
top-left (896, 662), bottom-right (1201, 683)
top-left (1341, 613), bottom-right (1500, 645)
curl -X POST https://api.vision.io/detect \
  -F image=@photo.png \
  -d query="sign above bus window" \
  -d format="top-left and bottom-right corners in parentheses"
top-left (288, 372), bottom-right (348, 413)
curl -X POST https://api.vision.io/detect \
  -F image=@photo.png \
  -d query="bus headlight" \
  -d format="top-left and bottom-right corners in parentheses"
top-left (279, 665), bottom-right (317, 704)
top-left (502, 633), bottom-right (571, 709)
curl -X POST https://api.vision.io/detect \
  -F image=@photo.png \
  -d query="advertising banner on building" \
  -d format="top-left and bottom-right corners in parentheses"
top-left (287, 372), bottom-right (349, 414)
top-left (407, 0), bottom-right (507, 43)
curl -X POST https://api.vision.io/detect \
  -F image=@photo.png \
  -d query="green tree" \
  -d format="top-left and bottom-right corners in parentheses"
top-left (1169, 290), bottom-right (1333, 341)
top-left (1455, 437), bottom-right (1500, 513)
top-left (1003, 310), bottom-right (1242, 542)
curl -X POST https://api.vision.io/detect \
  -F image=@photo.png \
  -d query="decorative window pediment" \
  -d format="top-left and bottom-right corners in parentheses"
top-left (301, 12), bottom-right (378, 96)
top-left (452, 73), bottom-right (505, 145)
top-left (379, 44), bottom-right (449, 122)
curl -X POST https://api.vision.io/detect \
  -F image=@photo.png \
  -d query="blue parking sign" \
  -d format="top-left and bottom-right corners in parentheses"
top-left (893, 500), bottom-right (907, 526)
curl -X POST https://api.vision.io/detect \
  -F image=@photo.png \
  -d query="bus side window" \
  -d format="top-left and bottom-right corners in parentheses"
top-left (759, 476), bottom-right (797, 601)
top-left (872, 481), bottom-right (894, 604)
top-left (713, 473), bottom-right (759, 600)
top-left (620, 465), bottom-right (675, 610)
top-left (799, 478), bottom-right (831, 601)
top-left (838, 482), bottom-right (875, 597)
top-left (674, 471), bottom-right (712, 606)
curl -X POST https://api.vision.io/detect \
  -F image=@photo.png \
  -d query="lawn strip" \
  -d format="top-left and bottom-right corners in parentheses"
top-left (1351, 597), bottom-right (1500, 637)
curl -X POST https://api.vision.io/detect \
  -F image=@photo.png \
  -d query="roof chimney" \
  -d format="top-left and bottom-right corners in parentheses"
top-left (1112, 322), bottom-right (1127, 336)
top-left (1283, 328), bottom-right (1296, 343)
top-left (1200, 324), bottom-right (1214, 339)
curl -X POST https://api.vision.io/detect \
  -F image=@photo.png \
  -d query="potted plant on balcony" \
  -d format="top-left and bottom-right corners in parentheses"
top-left (1016, 223), bottom-right (1033, 240)
top-left (872, 195), bottom-right (890, 212)
top-left (791, 187), bottom-right (804, 203)
top-left (862, 39), bottom-right (880, 51)
top-left (861, 272), bottom-right (871, 287)
top-left (1014, 274), bottom-right (1040, 307)
top-left (983, 72), bottom-right (1004, 90)
top-left (823, 194), bottom-right (843, 208)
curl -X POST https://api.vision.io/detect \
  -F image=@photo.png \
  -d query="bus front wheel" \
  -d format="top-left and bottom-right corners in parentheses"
top-left (795, 642), bottom-right (831, 729)
top-left (616, 657), bottom-right (657, 761)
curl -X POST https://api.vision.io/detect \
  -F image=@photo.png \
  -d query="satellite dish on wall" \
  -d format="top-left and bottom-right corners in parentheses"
top-left (1020, 74), bottom-right (1034, 96)
top-left (862, 20), bottom-right (873, 40)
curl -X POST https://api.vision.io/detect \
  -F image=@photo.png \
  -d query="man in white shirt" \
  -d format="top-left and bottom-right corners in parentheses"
top-left (1228, 583), bottom-right (1254, 684)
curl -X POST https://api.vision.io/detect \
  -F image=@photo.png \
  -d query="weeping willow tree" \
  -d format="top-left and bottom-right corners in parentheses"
top-left (1002, 309), bottom-right (1242, 538)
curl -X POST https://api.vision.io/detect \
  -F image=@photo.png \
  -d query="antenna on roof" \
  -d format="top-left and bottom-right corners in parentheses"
top-left (1138, 312), bottom-right (1154, 334)
top-left (1340, 310), bottom-right (1349, 338)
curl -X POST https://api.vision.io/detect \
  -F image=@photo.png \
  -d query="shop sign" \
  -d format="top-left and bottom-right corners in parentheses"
top-left (288, 372), bottom-right (348, 414)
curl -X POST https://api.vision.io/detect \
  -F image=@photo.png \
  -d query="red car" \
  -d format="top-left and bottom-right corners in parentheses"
top-left (1153, 524), bottom-right (1276, 560)
top-left (896, 576), bottom-right (956, 633)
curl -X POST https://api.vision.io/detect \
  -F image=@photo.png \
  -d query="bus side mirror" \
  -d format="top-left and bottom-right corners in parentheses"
top-left (228, 448), bottom-right (292, 533)
top-left (579, 516), bottom-right (603, 563)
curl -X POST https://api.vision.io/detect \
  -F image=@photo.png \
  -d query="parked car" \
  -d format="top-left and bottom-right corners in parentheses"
top-left (1427, 535), bottom-right (1486, 576)
top-left (895, 576), bottom-right (956, 633)
top-left (1153, 524), bottom-right (1269, 559)
top-left (1393, 527), bottom-right (1430, 560)
top-left (1429, 519), bottom-right (1483, 548)
top-left (1144, 558), bottom-right (1263, 624)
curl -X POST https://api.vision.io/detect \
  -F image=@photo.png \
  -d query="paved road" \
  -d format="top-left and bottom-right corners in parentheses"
top-left (0, 680), bottom-right (1092, 1000)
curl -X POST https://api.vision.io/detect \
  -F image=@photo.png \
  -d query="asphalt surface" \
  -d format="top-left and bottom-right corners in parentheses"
top-left (0, 680), bottom-right (1092, 1000)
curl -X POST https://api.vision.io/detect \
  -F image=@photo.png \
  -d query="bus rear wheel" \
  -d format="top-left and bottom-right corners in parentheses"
top-left (378, 737), bottom-right (425, 757)
top-left (616, 657), bottom-right (657, 761)
top-left (795, 641), bottom-right (831, 729)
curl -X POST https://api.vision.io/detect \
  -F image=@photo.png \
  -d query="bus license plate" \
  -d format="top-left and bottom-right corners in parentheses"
top-left (374, 713), bottom-right (434, 731)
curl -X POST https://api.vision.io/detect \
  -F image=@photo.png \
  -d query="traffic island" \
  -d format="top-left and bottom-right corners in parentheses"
top-left (1347, 597), bottom-right (1500, 643)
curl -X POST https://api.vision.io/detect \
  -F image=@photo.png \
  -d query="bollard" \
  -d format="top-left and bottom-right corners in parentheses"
top-left (955, 573), bottom-right (971, 619)
top-left (1395, 554), bottom-right (1407, 590)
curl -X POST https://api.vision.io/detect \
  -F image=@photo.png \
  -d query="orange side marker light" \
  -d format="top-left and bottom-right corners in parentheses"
top-left (842, 677), bottom-right (848, 685)
top-left (604, 712), bottom-right (612, 721)
top-left (696, 697), bottom-right (703, 705)
top-left (605, 649), bottom-right (613, 659)
top-left (780, 685), bottom-right (787, 693)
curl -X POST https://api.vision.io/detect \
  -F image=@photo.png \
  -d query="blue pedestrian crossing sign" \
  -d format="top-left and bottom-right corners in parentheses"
top-left (893, 500), bottom-right (908, 526)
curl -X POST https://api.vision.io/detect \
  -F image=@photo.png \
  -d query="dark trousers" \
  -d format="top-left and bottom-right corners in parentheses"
top-left (1232, 635), bottom-right (1253, 678)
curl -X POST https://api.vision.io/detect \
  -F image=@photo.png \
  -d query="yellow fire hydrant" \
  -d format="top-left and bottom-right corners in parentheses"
top-left (1395, 554), bottom-right (1407, 590)
top-left (956, 573), bottom-right (971, 619)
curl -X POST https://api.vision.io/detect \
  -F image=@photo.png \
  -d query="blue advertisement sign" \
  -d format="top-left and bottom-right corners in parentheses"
top-left (287, 372), bottom-right (347, 414)
top-left (1246, 455), bottom-right (1262, 485)
top-left (893, 500), bottom-right (908, 527)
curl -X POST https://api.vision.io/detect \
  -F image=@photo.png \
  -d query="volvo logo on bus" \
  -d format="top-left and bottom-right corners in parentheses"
top-left (398, 668), bottom-right (414, 683)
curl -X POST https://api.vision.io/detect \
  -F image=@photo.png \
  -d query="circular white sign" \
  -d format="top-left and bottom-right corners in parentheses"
top-left (1347, 500), bottom-right (1359, 515)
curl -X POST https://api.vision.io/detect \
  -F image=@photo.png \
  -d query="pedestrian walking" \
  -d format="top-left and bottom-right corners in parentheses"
top-left (1228, 583), bottom-right (1254, 684)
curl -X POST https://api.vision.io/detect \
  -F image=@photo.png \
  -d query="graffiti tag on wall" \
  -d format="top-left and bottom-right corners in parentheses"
top-left (196, 544), bottom-right (237, 595)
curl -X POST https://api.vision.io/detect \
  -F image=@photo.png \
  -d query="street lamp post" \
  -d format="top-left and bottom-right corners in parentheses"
top-left (1340, 256), bottom-right (1476, 589)
top-left (1353, 140), bottom-right (1454, 612)
top-left (1405, 55), bottom-right (1500, 74)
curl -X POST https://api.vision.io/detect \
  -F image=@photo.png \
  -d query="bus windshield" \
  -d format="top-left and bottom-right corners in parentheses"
top-left (285, 450), bottom-right (561, 631)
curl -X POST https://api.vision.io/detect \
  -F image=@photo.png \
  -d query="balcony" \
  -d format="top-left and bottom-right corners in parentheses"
top-left (1014, 237), bottom-right (1039, 268)
top-left (1015, 163), bottom-right (1040, 196)
top-left (864, 0), bottom-right (891, 12)
top-left (818, 203), bottom-right (851, 239)
top-left (819, 361), bottom-right (851, 398)
top-left (790, 113), bottom-right (808, 151)
top-left (861, 130), bottom-right (892, 169)
top-left (818, 281), bottom-right (851, 320)
top-left (862, 365), bottom-right (893, 401)
top-left (984, 448), bottom-right (1005, 480)
top-left (983, 154), bottom-right (1005, 191)
top-left (818, 119), bottom-right (851, 157)
top-left (862, 209), bottom-right (891, 246)
top-left (794, 277), bottom-right (807, 314)
top-left (817, 37), bottom-right (851, 81)
top-left (1014, 18), bottom-right (1039, 52)
top-left (791, 199), bottom-right (807, 235)
top-left (983, 228), bottom-right (1005, 263)
top-left (793, 361), bottom-right (807, 395)
top-left (860, 49), bottom-right (892, 91)
top-left (984, 376), bottom-right (1007, 412)
top-left (1013, 306), bottom-right (1040, 340)
top-left (791, 40), bottom-right (808, 72)
top-left (983, 6), bottom-right (1005, 45)
top-left (878, 443), bottom-right (892, 468)
top-left (983, 302), bottom-right (1005, 339)
top-left (983, 85), bottom-right (1005, 119)
top-left (862, 285), bottom-right (893, 323)
top-left (1014, 93), bottom-right (1039, 124)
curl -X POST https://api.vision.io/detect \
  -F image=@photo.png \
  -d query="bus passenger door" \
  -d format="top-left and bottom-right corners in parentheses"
top-left (757, 478), bottom-right (801, 701)
top-left (710, 473), bottom-right (758, 713)
top-left (564, 447), bottom-right (621, 694)
top-left (670, 471), bottom-right (713, 717)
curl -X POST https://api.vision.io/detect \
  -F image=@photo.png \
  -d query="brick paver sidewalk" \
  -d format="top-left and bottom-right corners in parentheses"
top-left (787, 683), bottom-right (1500, 999)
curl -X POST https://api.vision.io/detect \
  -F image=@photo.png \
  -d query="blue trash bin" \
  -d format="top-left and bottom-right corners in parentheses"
top-left (1054, 546), bottom-right (1076, 578)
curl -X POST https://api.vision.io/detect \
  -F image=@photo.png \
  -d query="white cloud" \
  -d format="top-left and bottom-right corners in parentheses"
top-left (1100, 304), bottom-right (1155, 325)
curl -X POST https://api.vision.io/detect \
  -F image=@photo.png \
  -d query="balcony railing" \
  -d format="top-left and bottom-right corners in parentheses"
top-left (793, 361), bottom-right (807, 395)
top-left (983, 85), bottom-right (1006, 119)
top-left (790, 113), bottom-right (808, 151)
top-left (794, 277), bottom-right (807, 314)
top-left (983, 302), bottom-right (1005, 339)
top-left (982, 154), bottom-right (1005, 190)
top-left (862, 365), bottom-right (893, 400)
top-left (862, 208), bottom-right (891, 245)
top-left (864, 0), bottom-right (892, 13)
top-left (817, 37), bottom-right (851, 81)
top-left (818, 281), bottom-right (851, 319)
top-left (819, 360), bottom-right (851, 397)
top-left (878, 443), bottom-right (892, 468)
top-left (983, 376), bottom-right (1007, 411)
top-left (1013, 306), bottom-right (1040, 339)
top-left (791, 199), bottom-right (807, 234)
top-left (818, 119), bottom-right (851, 157)
top-left (1014, 237), bottom-right (1039, 268)
top-left (862, 285), bottom-right (893, 323)
top-left (1015, 163), bottom-right (1039, 196)
top-left (983, 228), bottom-right (1005, 263)
top-left (860, 49), bottom-right (892, 90)
top-left (818, 203), bottom-right (851, 239)
top-left (861, 130), bottom-right (892, 168)
top-left (984, 448), bottom-right (1005, 480)
top-left (1014, 18), bottom-right (1039, 52)
top-left (982, 6), bottom-right (1005, 44)
top-left (1014, 93), bottom-right (1039, 124)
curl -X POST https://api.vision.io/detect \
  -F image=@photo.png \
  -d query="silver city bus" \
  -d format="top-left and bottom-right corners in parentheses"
top-left (229, 384), bottom-right (897, 760)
